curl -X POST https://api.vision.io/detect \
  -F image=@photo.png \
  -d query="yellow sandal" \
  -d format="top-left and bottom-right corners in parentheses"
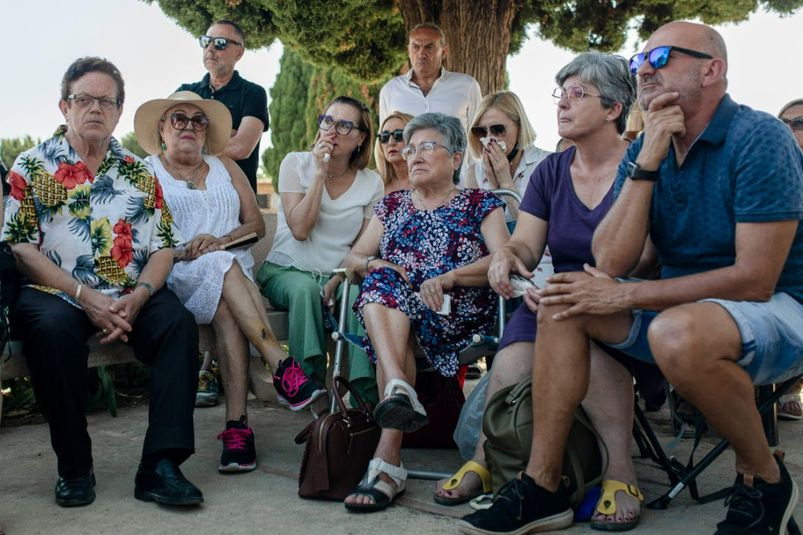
top-left (590, 479), bottom-right (644, 532)
top-left (433, 460), bottom-right (492, 506)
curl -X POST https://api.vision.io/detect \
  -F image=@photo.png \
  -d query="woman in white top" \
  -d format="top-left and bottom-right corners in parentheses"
top-left (257, 96), bottom-right (384, 405)
top-left (135, 91), bottom-right (304, 473)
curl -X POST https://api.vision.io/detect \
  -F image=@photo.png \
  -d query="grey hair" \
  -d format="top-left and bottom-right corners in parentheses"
top-left (403, 112), bottom-right (465, 184)
top-left (555, 51), bottom-right (636, 134)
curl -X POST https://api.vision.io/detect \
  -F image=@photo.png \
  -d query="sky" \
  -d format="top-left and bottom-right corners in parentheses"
top-left (2, 1), bottom-right (802, 162)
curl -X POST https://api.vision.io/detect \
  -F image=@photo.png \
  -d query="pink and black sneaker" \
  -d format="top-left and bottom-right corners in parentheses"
top-left (217, 417), bottom-right (257, 473)
top-left (272, 358), bottom-right (327, 411)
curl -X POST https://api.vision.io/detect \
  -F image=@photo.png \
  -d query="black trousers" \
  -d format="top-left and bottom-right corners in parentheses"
top-left (13, 286), bottom-right (199, 478)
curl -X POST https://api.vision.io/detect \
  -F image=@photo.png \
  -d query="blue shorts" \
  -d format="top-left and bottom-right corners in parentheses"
top-left (608, 292), bottom-right (803, 385)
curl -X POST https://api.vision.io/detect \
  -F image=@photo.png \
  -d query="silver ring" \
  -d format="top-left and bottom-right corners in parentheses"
top-left (102, 328), bottom-right (109, 334)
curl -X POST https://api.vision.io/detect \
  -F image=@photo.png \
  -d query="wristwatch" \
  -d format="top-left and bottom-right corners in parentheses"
top-left (626, 161), bottom-right (659, 182)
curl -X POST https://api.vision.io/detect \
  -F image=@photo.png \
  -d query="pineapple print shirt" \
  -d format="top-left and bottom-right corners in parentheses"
top-left (2, 127), bottom-right (182, 303)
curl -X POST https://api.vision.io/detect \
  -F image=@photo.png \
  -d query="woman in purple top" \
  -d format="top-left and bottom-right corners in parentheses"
top-left (437, 52), bottom-right (646, 532)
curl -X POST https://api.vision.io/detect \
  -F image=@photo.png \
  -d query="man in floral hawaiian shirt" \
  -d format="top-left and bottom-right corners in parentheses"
top-left (2, 57), bottom-right (203, 508)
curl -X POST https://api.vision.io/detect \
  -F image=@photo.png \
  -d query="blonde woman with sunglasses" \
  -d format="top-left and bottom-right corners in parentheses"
top-left (374, 111), bottom-right (414, 194)
top-left (465, 91), bottom-right (551, 221)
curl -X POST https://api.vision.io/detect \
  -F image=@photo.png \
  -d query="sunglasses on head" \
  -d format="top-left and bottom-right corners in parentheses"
top-left (378, 129), bottom-right (404, 144)
top-left (166, 112), bottom-right (209, 132)
top-left (471, 124), bottom-right (506, 138)
top-left (782, 117), bottom-right (803, 131)
top-left (198, 35), bottom-right (243, 51)
top-left (629, 45), bottom-right (713, 75)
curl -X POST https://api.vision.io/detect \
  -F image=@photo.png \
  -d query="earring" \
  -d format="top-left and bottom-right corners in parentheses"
top-left (160, 141), bottom-right (167, 151)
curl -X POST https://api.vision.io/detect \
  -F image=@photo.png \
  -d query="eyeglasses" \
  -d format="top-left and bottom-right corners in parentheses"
top-left (165, 112), bottom-right (209, 132)
top-left (318, 115), bottom-right (364, 135)
top-left (551, 85), bottom-right (602, 105)
top-left (782, 116), bottom-right (803, 132)
top-left (629, 45), bottom-right (713, 75)
top-left (400, 141), bottom-right (452, 160)
top-left (66, 93), bottom-right (120, 110)
top-left (378, 129), bottom-right (404, 144)
top-left (471, 124), bottom-right (507, 138)
top-left (199, 35), bottom-right (243, 51)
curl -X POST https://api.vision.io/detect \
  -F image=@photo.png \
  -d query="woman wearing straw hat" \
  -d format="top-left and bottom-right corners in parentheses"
top-left (134, 91), bottom-right (319, 473)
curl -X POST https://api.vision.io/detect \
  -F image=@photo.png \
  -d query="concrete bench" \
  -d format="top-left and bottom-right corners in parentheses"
top-left (0, 211), bottom-right (286, 422)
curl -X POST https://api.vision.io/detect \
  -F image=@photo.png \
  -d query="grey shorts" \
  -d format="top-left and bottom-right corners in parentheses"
top-left (607, 292), bottom-right (803, 385)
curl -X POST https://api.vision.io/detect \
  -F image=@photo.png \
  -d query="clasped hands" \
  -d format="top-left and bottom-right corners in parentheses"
top-left (83, 286), bottom-right (149, 344)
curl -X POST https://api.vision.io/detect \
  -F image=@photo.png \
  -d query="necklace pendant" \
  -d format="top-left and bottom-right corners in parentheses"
top-left (186, 181), bottom-right (196, 190)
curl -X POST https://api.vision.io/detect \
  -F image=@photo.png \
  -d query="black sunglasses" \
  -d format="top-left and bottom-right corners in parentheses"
top-left (471, 124), bottom-right (506, 138)
top-left (629, 45), bottom-right (713, 75)
top-left (166, 112), bottom-right (209, 132)
top-left (378, 129), bottom-right (404, 144)
top-left (199, 35), bottom-right (243, 51)
top-left (782, 117), bottom-right (803, 131)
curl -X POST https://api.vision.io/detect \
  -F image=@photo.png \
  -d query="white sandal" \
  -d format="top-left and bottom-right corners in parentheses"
top-left (373, 378), bottom-right (428, 432)
top-left (344, 458), bottom-right (408, 512)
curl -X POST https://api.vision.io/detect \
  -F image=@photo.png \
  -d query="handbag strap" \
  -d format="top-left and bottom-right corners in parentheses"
top-left (331, 375), bottom-right (372, 416)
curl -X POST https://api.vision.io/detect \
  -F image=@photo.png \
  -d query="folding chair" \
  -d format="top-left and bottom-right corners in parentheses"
top-left (632, 372), bottom-right (802, 533)
top-left (327, 189), bottom-right (522, 481)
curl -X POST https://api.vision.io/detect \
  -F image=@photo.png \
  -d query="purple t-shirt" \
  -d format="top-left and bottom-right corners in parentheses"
top-left (521, 146), bottom-right (614, 273)
top-left (499, 147), bottom-right (617, 350)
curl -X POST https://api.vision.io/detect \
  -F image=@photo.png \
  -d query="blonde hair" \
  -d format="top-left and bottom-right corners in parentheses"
top-left (468, 91), bottom-right (536, 160)
top-left (374, 111), bottom-right (414, 186)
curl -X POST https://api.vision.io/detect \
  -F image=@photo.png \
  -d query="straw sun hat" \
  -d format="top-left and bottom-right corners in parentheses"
top-left (134, 91), bottom-right (232, 155)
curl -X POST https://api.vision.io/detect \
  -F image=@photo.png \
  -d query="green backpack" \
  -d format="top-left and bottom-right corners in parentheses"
top-left (482, 376), bottom-right (607, 506)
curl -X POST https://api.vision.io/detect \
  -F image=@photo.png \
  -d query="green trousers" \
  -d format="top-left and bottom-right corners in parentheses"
top-left (256, 262), bottom-right (377, 405)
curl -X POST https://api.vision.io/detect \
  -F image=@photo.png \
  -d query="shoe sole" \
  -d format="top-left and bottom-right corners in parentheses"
top-left (218, 462), bottom-right (258, 473)
top-left (456, 509), bottom-right (573, 535)
top-left (276, 388), bottom-right (327, 411)
top-left (134, 488), bottom-right (204, 505)
top-left (780, 478), bottom-right (800, 535)
top-left (374, 398), bottom-right (428, 433)
top-left (55, 492), bottom-right (96, 508)
top-left (195, 396), bottom-right (220, 408)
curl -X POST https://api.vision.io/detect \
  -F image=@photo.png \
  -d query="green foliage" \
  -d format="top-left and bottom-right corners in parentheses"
top-left (120, 132), bottom-right (149, 159)
top-left (1, 135), bottom-right (40, 168)
top-left (262, 49), bottom-right (385, 188)
top-left (147, 0), bottom-right (802, 84)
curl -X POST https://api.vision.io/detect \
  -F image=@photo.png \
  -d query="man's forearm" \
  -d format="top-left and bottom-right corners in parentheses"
top-left (592, 178), bottom-right (654, 276)
top-left (625, 265), bottom-right (776, 311)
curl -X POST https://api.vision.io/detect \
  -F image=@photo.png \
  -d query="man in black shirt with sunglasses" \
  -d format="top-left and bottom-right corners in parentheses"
top-left (178, 19), bottom-right (269, 192)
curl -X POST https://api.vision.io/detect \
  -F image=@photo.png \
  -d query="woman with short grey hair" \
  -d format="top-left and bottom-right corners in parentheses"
top-left (339, 112), bottom-right (510, 513)
top-left (459, 53), bottom-right (649, 532)
top-left (404, 112), bottom-right (466, 184)
top-left (556, 51), bottom-right (636, 135)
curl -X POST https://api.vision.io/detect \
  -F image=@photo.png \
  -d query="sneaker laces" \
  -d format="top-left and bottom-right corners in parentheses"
top-left (217, 427), bottom-right (251, 452)
top-left (722, 482), bottom-right (765, 530)
top-left (279, 361), bottom-right (308, 398)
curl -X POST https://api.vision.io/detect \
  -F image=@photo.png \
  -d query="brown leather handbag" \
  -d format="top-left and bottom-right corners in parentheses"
top-left (295, 376), bottom-right (381, 500)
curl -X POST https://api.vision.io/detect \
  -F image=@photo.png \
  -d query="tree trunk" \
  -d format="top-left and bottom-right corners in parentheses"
top-left (396, 0), bottom-right (519, 94)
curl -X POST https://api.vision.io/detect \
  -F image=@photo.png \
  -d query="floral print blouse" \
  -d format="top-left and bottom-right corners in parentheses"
top-left (2, 126), bottom-right (181, 302)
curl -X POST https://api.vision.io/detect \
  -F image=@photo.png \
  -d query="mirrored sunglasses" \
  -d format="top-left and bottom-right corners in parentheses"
top-left (629, 45), bottom-right (713, 75)
top-left (199, 35), bottom-right (243, 51)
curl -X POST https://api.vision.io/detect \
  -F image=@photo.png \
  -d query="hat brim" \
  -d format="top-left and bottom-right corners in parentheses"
top-left (133, 91), bottom-right (232, 156)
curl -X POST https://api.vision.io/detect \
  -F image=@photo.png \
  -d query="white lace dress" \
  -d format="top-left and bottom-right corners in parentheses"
top-left (147, 155), bottom-right (255, 324)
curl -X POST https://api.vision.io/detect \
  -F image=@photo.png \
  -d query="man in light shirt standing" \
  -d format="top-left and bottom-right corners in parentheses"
top-left (379, 23), bottom-right (482, 135)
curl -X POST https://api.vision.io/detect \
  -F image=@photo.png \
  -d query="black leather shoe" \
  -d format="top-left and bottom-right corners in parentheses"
top-left (55, 474), bottom-right (96, 507)
top-left (134, 458), bottom-right (203, 505)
